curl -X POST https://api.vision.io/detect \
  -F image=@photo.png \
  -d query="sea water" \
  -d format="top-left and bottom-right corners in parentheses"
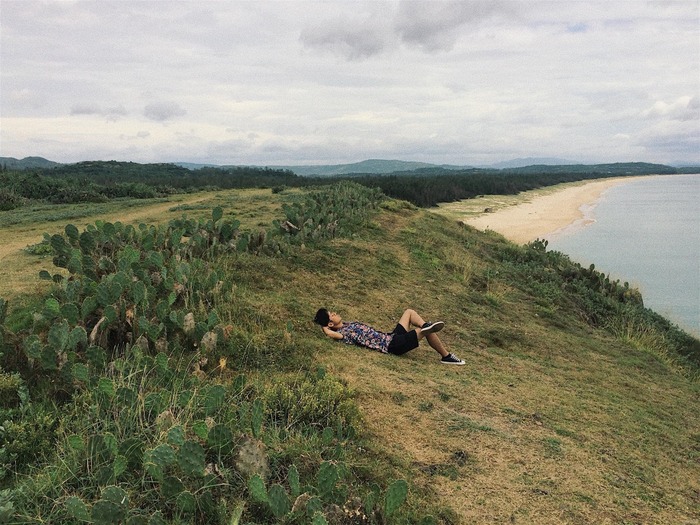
top-left (544, 174), bottom-right (700, 337)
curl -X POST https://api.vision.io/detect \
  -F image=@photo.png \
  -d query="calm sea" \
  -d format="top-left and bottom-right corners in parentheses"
top-left (545, 174), bottom-right (700, 338)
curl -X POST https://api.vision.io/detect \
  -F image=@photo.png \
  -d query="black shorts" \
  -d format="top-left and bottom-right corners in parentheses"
top-left (387, 324), bottom-right (419, 355)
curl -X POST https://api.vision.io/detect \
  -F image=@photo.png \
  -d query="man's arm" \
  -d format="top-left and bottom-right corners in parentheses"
top-left (322, 326), bottom-right (344, 340)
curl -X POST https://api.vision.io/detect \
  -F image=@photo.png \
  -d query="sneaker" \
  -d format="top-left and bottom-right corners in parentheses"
top-left (441, 353), bottom-right (465, 365)
top-left (421, 321), bottom-right (444, 335)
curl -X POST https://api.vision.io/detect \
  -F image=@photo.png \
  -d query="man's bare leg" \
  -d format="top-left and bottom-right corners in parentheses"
top-left (397, 308), bottom-right (424, 330)
top-left (424, 333), bottom-right (449, 357)
top-left (397, 309), bottom-right (448, 357)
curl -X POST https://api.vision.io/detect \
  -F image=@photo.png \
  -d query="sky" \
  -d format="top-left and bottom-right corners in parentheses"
top-left (1, 0), bottom-right (699, 167)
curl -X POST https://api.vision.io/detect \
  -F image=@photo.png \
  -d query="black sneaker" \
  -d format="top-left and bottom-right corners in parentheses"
top-left (421, 321), bottom-right (444, 335)
top-left (441, 353), bottom-right (465, 365)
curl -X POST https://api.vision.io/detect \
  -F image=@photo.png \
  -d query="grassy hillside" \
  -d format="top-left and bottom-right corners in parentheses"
top-left (0, 184), bottom-right (697, 524)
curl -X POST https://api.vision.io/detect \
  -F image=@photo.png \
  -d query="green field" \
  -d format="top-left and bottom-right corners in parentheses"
top-left (0, 183), bottom-right (697, 524)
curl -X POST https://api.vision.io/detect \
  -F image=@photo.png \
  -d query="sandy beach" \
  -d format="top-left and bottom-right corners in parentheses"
top-left (453, 177), bottom-right (644, 244)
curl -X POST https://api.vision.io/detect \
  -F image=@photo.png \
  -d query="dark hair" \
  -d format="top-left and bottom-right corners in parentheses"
top-left (314, 308), bottom-right (330, 326)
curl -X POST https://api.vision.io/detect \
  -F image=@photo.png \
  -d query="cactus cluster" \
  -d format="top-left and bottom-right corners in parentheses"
top-left (17, 207), bottom-right (244, 384)
top-left (277, 181), bottom-right (383, 245)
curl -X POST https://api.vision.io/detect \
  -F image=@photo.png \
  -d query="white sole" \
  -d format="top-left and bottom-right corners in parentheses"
top-left (421, 321), bottom-right (444, 335)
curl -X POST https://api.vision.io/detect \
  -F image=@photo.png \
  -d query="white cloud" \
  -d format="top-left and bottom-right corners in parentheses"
top-left (143, 102), bottom-right (187, 122)
top-left (394, 0), bottom-right (517, 52)
top-left (299, 16), bottom-right (391, 60)
top-left (0, 0), bottom-right (698, 165)
top-left (643, 96), bottom-right (700, 122)
top-left (70, 104), bottom-right (127, 119)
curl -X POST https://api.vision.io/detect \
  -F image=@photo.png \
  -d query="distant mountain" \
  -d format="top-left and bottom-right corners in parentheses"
top-left (0, 156), bottom-right (63, 170)
top-left (191, 158), bottom-right (581, 175)
top-left (175, 162), bottom-right (222, 170)
top-left (485, 157), bottom-right (576, 169)
top-left (254, 159), bottom-right (471, 176)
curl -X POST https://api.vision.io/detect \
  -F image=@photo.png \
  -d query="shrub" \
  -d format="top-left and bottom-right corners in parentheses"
top-left (0, 188), bottom-right (26, 211)
top-left (263, 373), bottom-right (359, 432)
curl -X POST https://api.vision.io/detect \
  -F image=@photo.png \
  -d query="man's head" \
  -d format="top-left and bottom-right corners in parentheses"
top-left (314, 308), bottom-right (342, 329)
top-left (314, 308), bottom-right (330, 327)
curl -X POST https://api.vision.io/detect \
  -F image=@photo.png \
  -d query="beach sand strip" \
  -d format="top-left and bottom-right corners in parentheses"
top-left (452, 177), bottom-right (644, 244)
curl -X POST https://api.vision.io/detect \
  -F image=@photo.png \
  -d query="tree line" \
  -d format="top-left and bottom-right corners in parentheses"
top-left (0, 160), bottom-right (694, 210)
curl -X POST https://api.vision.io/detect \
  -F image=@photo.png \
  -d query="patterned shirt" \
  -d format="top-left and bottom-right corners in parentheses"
top-left (336, 322), bottom-right (393, 353)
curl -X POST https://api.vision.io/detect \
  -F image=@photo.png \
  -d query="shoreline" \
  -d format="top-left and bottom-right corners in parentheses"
top-left (453, 177), bottom-right (646, 244)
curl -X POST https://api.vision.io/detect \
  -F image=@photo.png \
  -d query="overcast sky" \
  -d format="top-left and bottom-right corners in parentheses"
top-left (1, 0), bottom-right (698, 166)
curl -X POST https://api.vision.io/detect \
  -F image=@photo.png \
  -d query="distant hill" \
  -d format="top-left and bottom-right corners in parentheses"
top-left (268, 159), bottom-right (472, 176)
top-left (485, 157), bottom-right (576, 169)
top-left (0, 156), bottom-right (63, 170)
top-left (5, 156), bottom-right (696, 177)
top-left (175, 159), bottom-right (471, 176)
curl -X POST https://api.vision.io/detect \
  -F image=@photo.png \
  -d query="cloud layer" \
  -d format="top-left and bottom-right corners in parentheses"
top-left (1, 0), bottom-right (698, 165)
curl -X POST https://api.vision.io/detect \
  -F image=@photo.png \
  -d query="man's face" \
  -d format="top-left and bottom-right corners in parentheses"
top-left (327, 311), bottom-right (342, 327)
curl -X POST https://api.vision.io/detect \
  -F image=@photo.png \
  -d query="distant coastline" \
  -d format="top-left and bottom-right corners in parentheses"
top-left (460, 177), bottom-right (643, 244)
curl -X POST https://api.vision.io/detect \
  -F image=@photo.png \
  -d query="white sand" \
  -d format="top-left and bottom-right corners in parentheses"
top-left (461, 177), bottom-right (643, 244)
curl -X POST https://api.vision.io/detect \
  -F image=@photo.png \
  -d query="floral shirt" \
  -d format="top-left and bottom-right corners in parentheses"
top-left (336, 322), bottom-right (393, 353)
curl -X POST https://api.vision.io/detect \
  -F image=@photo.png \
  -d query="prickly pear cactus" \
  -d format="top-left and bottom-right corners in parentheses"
top-left (384, 479), bottom-right (408, 517)
top-left (267, 484), bottom-right (291, 518)
top-left (234, 435), bottom-right (269, 479)
top-left (177, 440), bottom-right (206, 477)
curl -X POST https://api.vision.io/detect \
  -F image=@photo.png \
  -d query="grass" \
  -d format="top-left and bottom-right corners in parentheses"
top-left (1, 185), bottom-right (699, 524)
top-left (0, 188), bottom-right (294, 300)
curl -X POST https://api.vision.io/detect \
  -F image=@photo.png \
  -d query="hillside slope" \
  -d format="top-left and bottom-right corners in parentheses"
top-left (1, 186), bottom-right (697, 524)
top-left (276, 203), bottom-right (700, 524)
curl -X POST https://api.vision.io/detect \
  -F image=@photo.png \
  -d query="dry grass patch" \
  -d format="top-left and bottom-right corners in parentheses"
top-left (0, 188), bottom-right (291, 300)
top-left (302, 207), bottom-right (699, 524)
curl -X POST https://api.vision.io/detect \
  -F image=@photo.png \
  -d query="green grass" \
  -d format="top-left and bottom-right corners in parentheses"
top-left (0, 184), bottom-right (698, 524)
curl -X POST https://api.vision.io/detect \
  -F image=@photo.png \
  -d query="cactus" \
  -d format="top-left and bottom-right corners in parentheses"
top-left (176, 491), bottom-right (196, 514)
top-left (116, 386), bottom-right (137, 407)
top-left (101, 486), bottom-right (128, 508)
top-left (311, 514), bottom-right (329, 525)
top-left (384, 479), bottom-right (408, 517)
top-left (23, 334), bottom-right (41, 360)
top-left (204, 384), bottom-right (225, 415)
top-left (234, 435), bottom-right (269, 479)
top-left (200, 331), bottom-right (218, 352)
top-left (68, 326), bottom-right (87, 351)
top-left (288, 465), bottom-right (301, 498)
top-left (167, 425), bottom-right (186, 447)
top-left (65, 496), bottom-right (90, 521)
top-left (192, 420), bottom-right (209, 440)
top-left (212, 206), bottom-right (223, 224)
top-left (267, 484), bottom-right (291, 518)
top-left (91, 499), bottom-right (126, 525)
top-left (207, 424), bottom-right (234, 455)
top-left (61, 303), bottom-right (80, 325)
top-left (177, 440), bottom-right (205, 477)
top-left (48, 320), bottom-right (69, 353)
top-left (144, 444), bottom-right (176, 481)
top-left (248, 474), bottom-right (268, 504)
top-left (97, 377), bottom-right (115, 398)
top-left (363, 483), bottom-right (381, 517)
top-left (316, 461), bottom-right (338, 500)
top-left (113, 455), bottom-right (127, 479)
top-left (160, 475), bottom-right (185, 499)
top-left (183, 312), bottom-right (195, 335)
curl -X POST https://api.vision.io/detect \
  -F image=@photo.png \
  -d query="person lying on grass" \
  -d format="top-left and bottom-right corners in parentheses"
top-left (313, 307), bottom-right (465, 365)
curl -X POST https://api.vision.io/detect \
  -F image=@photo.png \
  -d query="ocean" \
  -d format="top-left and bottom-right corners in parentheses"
top-left (544, 174), bottom-right (700, 338)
